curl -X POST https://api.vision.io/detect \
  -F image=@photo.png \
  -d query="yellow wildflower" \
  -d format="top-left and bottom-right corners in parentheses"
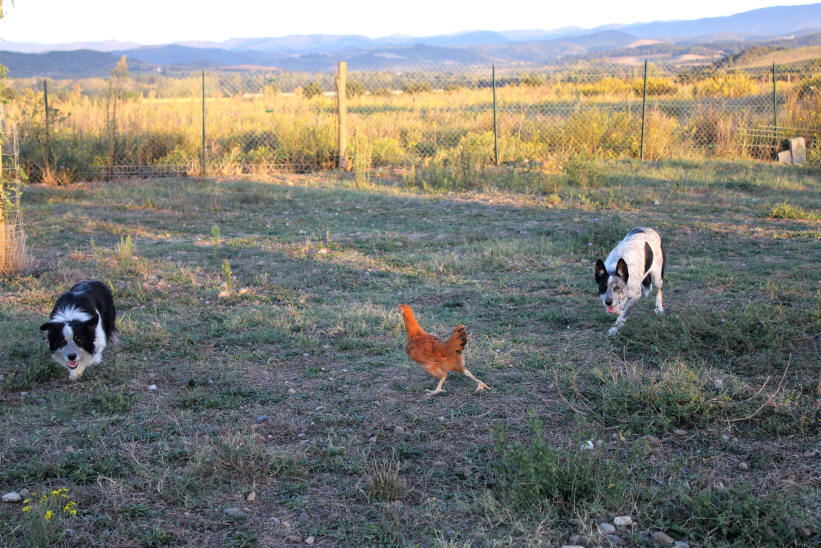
top-left (22, 505), bottom-right (31, 513)
top-left (44, 510), bottom-right (54, 520)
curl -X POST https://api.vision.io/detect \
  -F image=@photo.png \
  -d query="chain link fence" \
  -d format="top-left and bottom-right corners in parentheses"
top-left (3, 57), bottom-right (820, 183)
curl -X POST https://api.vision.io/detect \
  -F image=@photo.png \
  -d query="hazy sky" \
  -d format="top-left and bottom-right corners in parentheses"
top-left (0, 0), bottom-right (818, 44)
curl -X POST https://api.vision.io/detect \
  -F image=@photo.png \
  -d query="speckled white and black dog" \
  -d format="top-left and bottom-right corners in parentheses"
top-left (594, 227), bottom-right (665, 336)
top-left (40, 281), bottom-right (116, 380)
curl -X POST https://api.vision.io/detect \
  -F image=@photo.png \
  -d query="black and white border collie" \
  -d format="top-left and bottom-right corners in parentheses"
top-left (40, 281), bottom-right (116, 381)
top-left (594, 227), bottom-right (665, 336)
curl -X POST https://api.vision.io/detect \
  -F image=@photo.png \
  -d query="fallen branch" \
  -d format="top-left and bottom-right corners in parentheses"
top-left (554, 370), bottom-right (588, 416)
top-left (727, 355), bottom-right (790, 423)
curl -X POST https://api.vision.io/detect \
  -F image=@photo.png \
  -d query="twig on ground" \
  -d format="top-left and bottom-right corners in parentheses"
top-left (554, 371), bottom-right (588, 416)
top-left (727, 355), bottom-right (791, 423)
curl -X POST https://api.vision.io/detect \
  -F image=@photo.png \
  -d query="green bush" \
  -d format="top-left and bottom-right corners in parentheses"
top-left (492, 418), bottom-right (629, 513)
top-left (302, 82), bottom-right (323, 99)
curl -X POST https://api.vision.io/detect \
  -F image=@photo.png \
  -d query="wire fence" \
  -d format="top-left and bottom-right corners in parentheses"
top-left (3, 57), bottom-right (820, 183)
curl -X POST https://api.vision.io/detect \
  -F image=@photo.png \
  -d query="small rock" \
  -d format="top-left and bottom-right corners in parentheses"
top-left (223, 507), bottom-right (245, 518)
top-left (147, 384), bottom-right (157, 391)
top-left (434, 461), bottom-right (447, 467)
top-left (257, 415), bottom-right (268, 423)
top-left (298, 509), bottom-right (308, 522)
top-left (305, 537), bottom-right (315, 545)
top-left (673, 429), bottom-right (688, 436)
top-left (287, 535), bottom-right (302, 543)
top-left (18, 488), bottom-right (30, 497)
top-left (607, 534), bottom-right (626, 545)
top-left (713, 379), bottom-right (724, 389)
top-left (270, 517), bottom-right (281, 526)
top-left (673, 542), bottom-right (690, 548)
top-left (580, 439), bottom-right (595, 451)
top-left (714, 481), bottom-right (726, 490)
top-left (390, 500), bottom-right (404, 509)
top-left (651, 531), bottom-right (675, 545)
top-left (644, 435), bottom-right (662, 447)
top-left (569, 535), bottom-right (586, 544)
top-left (288, 388), bottom-right (296, 394)
top-left (247, 492), bottom-right (256, 502)
top-left (394, 425), bottom-right (405, 435)
top-left (2, 492), bottom-right (21, 503)
top-left (738, 462), bottom-right (749, 470)
top-left (654, 200), bottom-right (660, 206)
top-left (598, 522), bottom-right (616, 534)
top-left (613, 515), bottom-right (632, 526)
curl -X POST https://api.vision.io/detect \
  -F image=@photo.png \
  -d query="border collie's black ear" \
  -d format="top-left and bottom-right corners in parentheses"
top-left (615, 258), bottom-right (629, 282)
top-left (594, 259), bottom-right (607, 285)
top-left (83, 313), bottom-right (99, 327)
top-left (40, 322), bottom-right (56, 331)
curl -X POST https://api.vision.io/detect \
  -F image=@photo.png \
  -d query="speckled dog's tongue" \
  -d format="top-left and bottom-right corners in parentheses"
top-left (67, 360), bottom-right (79, 369)
top-left (606, 305), bottom-right (616, 314)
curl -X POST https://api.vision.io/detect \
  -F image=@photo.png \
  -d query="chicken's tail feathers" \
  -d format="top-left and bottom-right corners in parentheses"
top-left (447, 324), bottom-right (468, 354)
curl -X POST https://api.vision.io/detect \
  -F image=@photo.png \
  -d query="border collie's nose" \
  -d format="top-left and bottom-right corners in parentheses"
top-left (604, 298), bottom-right (613, 306)
top-left (67, 353), bottom-right (77, 361)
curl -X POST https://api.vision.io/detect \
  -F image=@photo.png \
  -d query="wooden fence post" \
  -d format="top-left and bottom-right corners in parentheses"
top-left (43, 80), bottom-right (52, 174)
top-left (640, 60), bottom-right (647, 161)
top-left (201, 69), bottom-right (206, 176)
top-left (336, 61), bottom-right (348, 170)
top-left (492, 65), bottom-right (499, 166)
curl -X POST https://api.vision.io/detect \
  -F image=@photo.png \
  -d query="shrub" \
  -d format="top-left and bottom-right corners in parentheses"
top-left (20, 488), bottom-right (79, 547)
top-left (492, 418), bottom-right (628, 513)
top-left (0, 173), bottom-right (28, 275)
top-left (768, 202), bottom-right (820, 221)
top-left (402, 82), bottom-right (432, 94)
top-left (346, 80), bottom-right (366, 98)
top-left (371, 137), bottom-right (404, 165)
top-left (694, 73), bottom-right (757, 98)
top-left (519, 73), bottom-right (545, 87)
top-left (632, 77), bottom-right (678, 96)
top-left (301, 82), bottom-right (323, 99)
top-left (794, 74), bottom-right (821, 100)
top-left (644, 485), bottom-right (812, 546)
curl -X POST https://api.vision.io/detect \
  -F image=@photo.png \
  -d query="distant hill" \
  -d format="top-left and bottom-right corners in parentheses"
top-left (0, 49), bottom-right (154, 78)
top-left (0, 3), bottom-right (819, 77)
top-left (617, 4), bottom-right (821, 40)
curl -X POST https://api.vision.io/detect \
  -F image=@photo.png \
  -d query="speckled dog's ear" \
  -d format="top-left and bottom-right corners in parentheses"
top-left (594, 260), bottom-right (608, 293)
top-left (615, 258), bottom-right (629, 283)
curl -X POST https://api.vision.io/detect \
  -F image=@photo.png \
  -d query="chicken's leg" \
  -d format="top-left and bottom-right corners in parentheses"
top-left (425, 375), bottom-right (447, 396)
top-left (463, 369), bottom-right (490, 392)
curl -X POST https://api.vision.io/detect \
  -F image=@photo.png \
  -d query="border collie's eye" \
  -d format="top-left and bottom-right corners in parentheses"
top-left (74, 336), bottom-right (81, 344)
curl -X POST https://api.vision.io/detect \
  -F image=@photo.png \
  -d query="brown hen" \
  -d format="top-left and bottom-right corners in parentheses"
top-left (398, 304), bottom-right (490, 395)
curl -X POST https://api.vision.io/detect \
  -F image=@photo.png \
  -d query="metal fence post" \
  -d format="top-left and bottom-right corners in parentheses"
top-left (201, 69), bottom-right (206, 176)
top-left (492, 64), bottom-right (499, 166)
top-left (772, 62), bottom-right (778, 150)
top-left (43, 79), bottom-right (51, 173)
top-left (336, 61), bottom-right (347, 170)
top-left (640, 60), bottom-right (647, 161)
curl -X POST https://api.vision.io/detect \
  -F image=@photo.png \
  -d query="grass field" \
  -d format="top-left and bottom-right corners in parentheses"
top-left (0, 158), bottom-right (819, 547)
top-left (9, 65), bottom-right (821, 182)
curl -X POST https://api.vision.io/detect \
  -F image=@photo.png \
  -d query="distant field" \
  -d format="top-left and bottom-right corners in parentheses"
top-left (734, 45), bottom-right (821, 68)
top-left (0, 159), bottom-right (819, 546)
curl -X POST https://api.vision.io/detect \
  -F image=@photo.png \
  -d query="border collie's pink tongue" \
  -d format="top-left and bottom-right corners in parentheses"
top-left (606, 305), bottom-right (616, 314)
top-left (67, 360), bottom-right (79, 369)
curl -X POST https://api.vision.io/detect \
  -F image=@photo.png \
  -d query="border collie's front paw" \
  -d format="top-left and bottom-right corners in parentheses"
top-left (607, 326), bottom-right (620, 337)
top-left (655, 307), bottom-right (664, 316)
